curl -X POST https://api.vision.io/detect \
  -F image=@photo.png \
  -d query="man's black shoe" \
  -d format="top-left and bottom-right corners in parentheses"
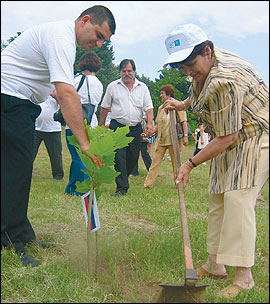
top-left (32, 240), bottom-right (56, 249)
top-left (111, 191), bottom-right (127, 197)
top-left (20, 253), bottom-right (41, 267)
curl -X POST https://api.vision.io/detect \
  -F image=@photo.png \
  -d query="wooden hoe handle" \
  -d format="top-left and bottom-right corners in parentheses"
top-left (169, 110), bottom-right (198, 286)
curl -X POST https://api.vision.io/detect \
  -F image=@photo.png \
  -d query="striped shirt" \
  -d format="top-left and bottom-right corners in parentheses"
top-left (188, 47), bottom-right (269, 194)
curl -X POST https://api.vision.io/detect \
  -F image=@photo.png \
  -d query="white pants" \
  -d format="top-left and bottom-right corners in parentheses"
top-left (207, 133), bottom-right (269, 267)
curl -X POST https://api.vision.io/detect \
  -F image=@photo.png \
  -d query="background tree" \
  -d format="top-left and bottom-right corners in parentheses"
top-left (1, 32), bottom-right (22, 51)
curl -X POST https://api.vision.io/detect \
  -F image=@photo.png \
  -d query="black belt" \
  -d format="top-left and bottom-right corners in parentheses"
top-left (111, 119), bottom-right (141, 129)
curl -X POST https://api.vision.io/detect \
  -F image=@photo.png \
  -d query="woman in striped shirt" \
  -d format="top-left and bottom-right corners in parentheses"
top-left (163, 24), bottom-right (269, 298)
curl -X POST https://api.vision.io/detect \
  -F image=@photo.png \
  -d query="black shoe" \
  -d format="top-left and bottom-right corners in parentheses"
top-left (20, 253), bottom-right (41, 267)
top-left (32, 240), bottom-right (56, 249)
top-left (111, 190), bottom-right (127, 197)
top-left (65, 192), bottom-right (76, 196)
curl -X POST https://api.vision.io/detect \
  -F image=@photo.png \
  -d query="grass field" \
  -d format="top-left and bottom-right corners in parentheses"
top-left (1, 132), bottom-right (269, 303)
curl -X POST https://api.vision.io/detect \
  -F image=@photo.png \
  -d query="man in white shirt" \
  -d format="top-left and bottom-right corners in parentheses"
top-left (99, 59), bottom-right (154, 196)
top-left (1, 5), bottom-right (116, 267)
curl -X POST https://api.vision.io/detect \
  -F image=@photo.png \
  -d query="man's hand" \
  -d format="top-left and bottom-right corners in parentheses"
top-left (88, 154), bottom-right (104, 169)
top-left (182, 136), bottom-right (188, 146)
top-left (145, 122), bottom-right (154, 137)
top-left (80, 144), bottom-right (104, 169)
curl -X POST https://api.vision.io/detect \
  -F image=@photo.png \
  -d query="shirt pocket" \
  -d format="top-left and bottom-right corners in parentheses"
top-left (131, 91), bottom-right (144, 108)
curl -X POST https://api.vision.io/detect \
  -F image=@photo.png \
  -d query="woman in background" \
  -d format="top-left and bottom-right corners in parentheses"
top-left (143, 84), bottom-right (188, 188)
top-left (65, 51), bottom-right (103, 196)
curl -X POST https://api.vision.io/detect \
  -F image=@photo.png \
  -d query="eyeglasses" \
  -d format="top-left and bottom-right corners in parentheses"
top-left (169, 63), bottom-right (179, 69)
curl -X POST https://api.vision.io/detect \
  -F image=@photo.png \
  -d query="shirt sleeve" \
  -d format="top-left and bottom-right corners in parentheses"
top-left (142, 85), bottom-right (154, 111)
top-left (101, 83), bottom-right (113, 109)
top-left (177, 110), bottom-right (187, 122)
top-left (41, 37), bottom-right (75, 86)
top-left (207, 80), bottom-right (243, 136)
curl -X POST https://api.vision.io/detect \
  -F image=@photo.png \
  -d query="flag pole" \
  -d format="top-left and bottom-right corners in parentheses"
top-left (95, 230), bottom-right (98, 277)
top-left (87, 184), bottom-right (94, 274)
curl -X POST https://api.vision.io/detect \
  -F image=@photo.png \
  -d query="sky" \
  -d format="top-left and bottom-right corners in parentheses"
top-left (1, 1), bottom-right (269, 84)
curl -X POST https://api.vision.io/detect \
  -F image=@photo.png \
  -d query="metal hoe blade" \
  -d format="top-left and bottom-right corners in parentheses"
top-left (158, 269), bottom-right (208, 303)
top-left (159, 283), bottom-right (208, 303)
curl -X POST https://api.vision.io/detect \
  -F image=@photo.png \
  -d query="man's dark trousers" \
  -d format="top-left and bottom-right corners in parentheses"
top-left (110, 119), bottom-right (142, 193)
top-left (33, 130), bottom-right (64, 180)
top-left (1, 94), bottom-right (41, 254)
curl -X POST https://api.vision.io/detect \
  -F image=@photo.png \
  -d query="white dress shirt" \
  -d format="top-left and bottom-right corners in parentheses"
top-left (101, 78), bottom-right (153, 126)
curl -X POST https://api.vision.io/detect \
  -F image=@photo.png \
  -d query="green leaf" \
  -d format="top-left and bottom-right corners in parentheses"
top-left (94, 166), bottom-right (119, 184)
top-left (67, 135), bottom-right (79, 147)
top-left (103, 153), bottom-right (116, 167)
top-left (97, 133), bottom-right (115, 156)
top-left (75, 178), bottom-right (91, 194)
top-left (112, 126), bottom-right (134, 149)
top-left (95, 188), bottom-right (102, 200)
top-left (67, 123), bottom-right (132, 198)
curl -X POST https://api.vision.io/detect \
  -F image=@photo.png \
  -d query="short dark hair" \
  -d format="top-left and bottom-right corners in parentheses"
top-left (160, 84), bottom-right (175, 98)
top-left (119, 59), bottom-right (136, 72)
top-left (78, 51), bottom-right (102, 73)
top-left (169, 40), bottom-right (214, 68)
top-left (77, 5), bottom-right (116, 35)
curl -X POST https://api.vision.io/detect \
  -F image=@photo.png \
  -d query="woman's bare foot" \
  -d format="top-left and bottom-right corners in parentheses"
top-left (201, 254), bottom-right (228, 276)
top-left (233, 267), bottom-right (254, 289)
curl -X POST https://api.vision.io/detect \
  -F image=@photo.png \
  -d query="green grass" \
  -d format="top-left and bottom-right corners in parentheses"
top-left (1, 133), bottom-right (269, 303)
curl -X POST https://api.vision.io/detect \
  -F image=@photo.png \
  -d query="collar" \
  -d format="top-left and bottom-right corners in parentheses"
top-left (117, 78), bottom-right (141, 88)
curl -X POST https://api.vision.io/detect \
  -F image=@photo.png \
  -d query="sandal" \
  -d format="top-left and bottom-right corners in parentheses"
top-left (197, 267), bottom-right (228, 279)
top-left (218, 283), bottom-right (251, 298)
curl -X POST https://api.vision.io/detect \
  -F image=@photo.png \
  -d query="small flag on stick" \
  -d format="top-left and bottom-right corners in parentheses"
top-left (81, 191), bottom-right (100, 233)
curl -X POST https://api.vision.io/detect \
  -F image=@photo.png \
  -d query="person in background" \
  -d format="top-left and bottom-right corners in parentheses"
top-left (1, 5), bottom-right (115, 267)
top-left (256, 178), bottom-right (268, 202)
top-left (33, 95), bottom-right (64, 180)
top-left (99, 59), bottom-right (154, 196)
top-left (131, 112), bottom-right (153, 176)
top-left (65, 51), bottom-right (103, 196)
top-left (192, 120), bottom-right (209, 164)
top-left (104, 111), bottom-right (111, 128)
top-left (147, 130), bottom-right (156, 156)
top-left (163, 23), bottom-right (268, 298)
top-left (143, 85), bottom-right (188, 189)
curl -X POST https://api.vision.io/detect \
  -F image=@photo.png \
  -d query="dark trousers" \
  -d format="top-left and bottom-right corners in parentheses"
top-left (193, 132), bottom-right (201, 156)
top-left (132, 141), bottom-right (152, 174)
top-left (33, 130), bottom-right (64, 180)
top-left (109, 119), bottom-right (142, 193)
top-left (1, 94), bottom-right (41, 254)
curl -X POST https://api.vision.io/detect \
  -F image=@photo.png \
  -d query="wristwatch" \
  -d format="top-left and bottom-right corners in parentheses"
top-left (184, 134), bottom-right (188, 137)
